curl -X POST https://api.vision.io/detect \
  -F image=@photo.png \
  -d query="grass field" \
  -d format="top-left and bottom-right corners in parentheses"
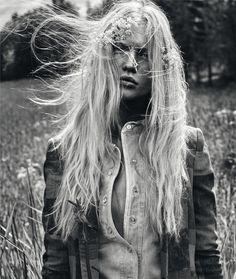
top-left (0, 78), bottom-right (235, 278)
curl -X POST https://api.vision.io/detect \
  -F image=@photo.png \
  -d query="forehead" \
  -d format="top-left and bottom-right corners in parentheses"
top-left (119, 23), bottom-right (148, 48)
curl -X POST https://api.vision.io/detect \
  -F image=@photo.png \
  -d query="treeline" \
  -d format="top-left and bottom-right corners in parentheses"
top-left (1, 0), bottom-right (236, 84)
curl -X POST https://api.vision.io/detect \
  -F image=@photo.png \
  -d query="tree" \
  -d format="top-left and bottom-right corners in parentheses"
top-left (52, 0), bottom-right (79, 15)
top-left (0, 1), bottom-right (79, 81)
top-left (221, 0), bottom-right (236, 81)
top-left (87, 0), bottom-right (114, 18)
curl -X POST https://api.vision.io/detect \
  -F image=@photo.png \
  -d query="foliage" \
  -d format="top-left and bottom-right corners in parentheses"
top-left (1, 9), bottom-right (46, 81)
top-left (0, 79), bottom-right (54, 278)
top-left (1, 0), bottom-right (236, 83)
top-left (87, 0), bottom-right (114, 18)
top-left (188, 86), bottom-right (236, 278)
top-left (156, 0), bottom-right (236, 83)
top-left (221, 0), bottom-right (236, 81)
top-left (52, 0), bottom-right (79, 15)
top-left (0, 79), bottom-right (235, 277)
top-left (0, 0), bottom-right (79, 81)
top-left (144, 0), bottom-right (212, 82)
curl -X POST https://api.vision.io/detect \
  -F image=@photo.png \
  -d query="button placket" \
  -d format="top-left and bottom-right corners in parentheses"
top-left (103, 195), bottom-right (108, 205)
top-left (101, 121), bottom-right (151, 279)
top-left (133, 186), bottom-right (139, 195)
top-left (121, 124), bottom-right (141, 242)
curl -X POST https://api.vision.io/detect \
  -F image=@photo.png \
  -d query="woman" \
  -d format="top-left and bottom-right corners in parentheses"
top-left (41, 0), bottom-right (223, 278)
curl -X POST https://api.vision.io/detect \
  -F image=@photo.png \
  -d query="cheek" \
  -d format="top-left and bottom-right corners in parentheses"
top-left (139, 60), bottom-right (150, 73)
top-left (114, 57), bottom-right (124, 74)
top-left (139, 64), bottom-right (151, 85)
top-left (143, 77), bottom-right (152, 90)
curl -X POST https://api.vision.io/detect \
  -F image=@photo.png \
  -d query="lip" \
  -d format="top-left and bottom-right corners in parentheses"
top-left (120, 76), bottom-right (138, 85)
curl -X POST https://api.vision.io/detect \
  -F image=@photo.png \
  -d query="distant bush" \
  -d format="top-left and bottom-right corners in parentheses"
top-left (0, 1), bottom-right (79, 81)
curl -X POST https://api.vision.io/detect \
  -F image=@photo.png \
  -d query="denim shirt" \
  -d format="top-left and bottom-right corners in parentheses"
top-left (41, 125), bottom-right (223, 279)
top-left (99, 121), bottom-right (161, 279)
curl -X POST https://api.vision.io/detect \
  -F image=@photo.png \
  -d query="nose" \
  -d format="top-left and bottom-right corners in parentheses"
top-left (122, 51), bottom-right (138, 73)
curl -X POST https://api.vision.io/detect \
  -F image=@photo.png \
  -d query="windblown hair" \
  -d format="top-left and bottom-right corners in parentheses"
top-left (36, 0), bottom-right (189, 241)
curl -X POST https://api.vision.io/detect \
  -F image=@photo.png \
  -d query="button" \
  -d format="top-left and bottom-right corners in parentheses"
top-left (108, 169), bottom-right (113, 176)
top-left (129, 216), bottom-right (136, 224)
top-left (133, 186), bottom-right (138, 194)
top-left (131, 159), bottom-right (137, 165)
top-left (107, 227), bottom-right (113, 234)
top-left (126, 124), bottom-right (132, 130)
top-left (103, 195), bottom-right (107, 205)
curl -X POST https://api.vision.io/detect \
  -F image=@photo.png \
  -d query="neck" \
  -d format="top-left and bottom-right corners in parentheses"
top-left (119, 93), bottom-right (151, 127)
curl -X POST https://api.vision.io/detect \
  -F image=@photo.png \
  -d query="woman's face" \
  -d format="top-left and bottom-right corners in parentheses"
top-left (112, 24), bottom-right (152, 100)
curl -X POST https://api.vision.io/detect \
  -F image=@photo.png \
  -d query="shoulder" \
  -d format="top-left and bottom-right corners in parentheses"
top-left (186, 125), bottom-right (204, 152)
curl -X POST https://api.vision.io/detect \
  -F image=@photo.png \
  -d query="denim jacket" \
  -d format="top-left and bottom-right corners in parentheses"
top-left (42, 125), bottom-right (223, 279)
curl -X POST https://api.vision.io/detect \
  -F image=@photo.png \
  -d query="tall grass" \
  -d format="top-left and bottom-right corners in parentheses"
top-left (0, 181), bottom-right (43, 279)
top-left (189, 85), bottom-right (236, 278)
top-left (0, 79), bottom-right (53, 278)
top-left (0, 79), bottom-right (235, 278)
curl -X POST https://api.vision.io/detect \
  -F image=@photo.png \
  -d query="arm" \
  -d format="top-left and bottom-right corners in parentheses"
top-left (42, 141), bottom-right (70, 279)
top-left (193, 129), bottom-right (223, 278)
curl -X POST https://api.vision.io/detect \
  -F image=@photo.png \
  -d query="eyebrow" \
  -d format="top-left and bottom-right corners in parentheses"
top-left (115, 42), bottom-right (148, 52)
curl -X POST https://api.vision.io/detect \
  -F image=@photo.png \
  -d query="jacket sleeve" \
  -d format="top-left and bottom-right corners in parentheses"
top-left (41, 141), bottom-right (70, 279)
top-left (193, 129), bottom-right (223, 278)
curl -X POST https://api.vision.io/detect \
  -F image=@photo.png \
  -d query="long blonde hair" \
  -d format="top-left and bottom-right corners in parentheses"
top-left (37, 0), bottom-right (189, 241)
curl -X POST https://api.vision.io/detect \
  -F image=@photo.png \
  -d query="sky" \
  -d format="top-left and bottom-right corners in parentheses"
top-left (0, 0), bottom-right (103, 29)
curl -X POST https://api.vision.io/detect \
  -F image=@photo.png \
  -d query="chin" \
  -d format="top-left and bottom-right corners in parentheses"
top-left (122, 93), bottom-right (140, 100)
top-left (121, 88), bottom-right (140, 100)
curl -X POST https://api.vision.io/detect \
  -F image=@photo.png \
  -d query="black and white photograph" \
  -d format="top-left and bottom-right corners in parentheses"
top-left (0, 0), bottom-right (235, 278)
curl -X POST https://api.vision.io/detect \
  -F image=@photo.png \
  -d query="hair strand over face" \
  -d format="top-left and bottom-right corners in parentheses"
top-left (36, 0), bottom-right (189, 241)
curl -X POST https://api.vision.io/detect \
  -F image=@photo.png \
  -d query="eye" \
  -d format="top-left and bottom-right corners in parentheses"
top-left (137, 49), bottom-right (148, 58)
top-left (112, 45), bottom-right (123, 53)
top-left (112, 43), bottom-right (129, 53)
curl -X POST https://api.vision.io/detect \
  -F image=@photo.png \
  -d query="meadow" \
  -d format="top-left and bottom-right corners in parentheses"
top-left (0, 78), bottom-right (235, 278)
